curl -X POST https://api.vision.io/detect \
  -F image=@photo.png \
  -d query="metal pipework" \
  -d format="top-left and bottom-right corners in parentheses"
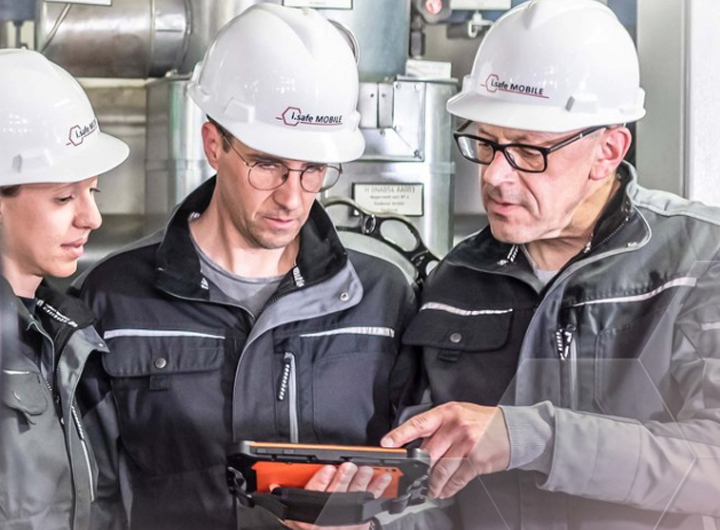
top-left (36, 0), bottom-right (190, 78)
top-left (35, 0), bottom-right (410, 81)
top-left (181, 0), bottom-right (411, 81)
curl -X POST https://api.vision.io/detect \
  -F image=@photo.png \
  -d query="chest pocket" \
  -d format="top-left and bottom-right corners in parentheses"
top-left (102, 332), bottom-right (227, 475)
top-left (275, 327), bottom-right (399, 446)
top-left (2, 371), bottom-right (49, 423)
top-left (403, 306), bottom-right (519, 406)
top-left (1, 370), bottom-right (71, 519)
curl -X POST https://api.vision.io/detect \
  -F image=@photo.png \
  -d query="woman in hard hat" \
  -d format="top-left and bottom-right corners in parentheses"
top-left (0, 49), bottom-right (128, 530)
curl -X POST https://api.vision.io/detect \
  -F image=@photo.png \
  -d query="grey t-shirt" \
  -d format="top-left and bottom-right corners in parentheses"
top-left (520, 245), bottom-right (560, 287)
top-left (190, 229), bottom-right (284, 318)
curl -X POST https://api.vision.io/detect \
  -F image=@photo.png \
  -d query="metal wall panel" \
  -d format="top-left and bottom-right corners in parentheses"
top-left (636, 0), bottom-right (686, 197)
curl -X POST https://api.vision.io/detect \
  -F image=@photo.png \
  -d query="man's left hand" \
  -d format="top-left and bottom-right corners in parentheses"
top-left (381, 402), bottom-right (511, 499)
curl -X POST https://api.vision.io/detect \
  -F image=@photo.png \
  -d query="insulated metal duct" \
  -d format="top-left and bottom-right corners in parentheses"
top-left (35, 0), bottom-right (410, 81)
top-left (182, 0), bottom-right (411, 81)
top-left (36, 0), bottom-right (190, 78)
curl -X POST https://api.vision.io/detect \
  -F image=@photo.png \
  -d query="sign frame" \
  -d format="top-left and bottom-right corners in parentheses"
top-left (352, 182), bottom-right (425, 217)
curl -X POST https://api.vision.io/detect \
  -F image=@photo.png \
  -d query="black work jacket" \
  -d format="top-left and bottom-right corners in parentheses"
top-left (75, 177), bottom-right (418, 530)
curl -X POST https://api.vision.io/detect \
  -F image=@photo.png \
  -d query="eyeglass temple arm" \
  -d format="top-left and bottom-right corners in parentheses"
top-left (321, 196), bottom-right (440, 286)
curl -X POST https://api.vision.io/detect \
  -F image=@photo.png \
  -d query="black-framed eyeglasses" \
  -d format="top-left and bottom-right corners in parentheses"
top-left (453, 121), bottom-right (606, 173)
top-left (218, 129), bottom-right (342, 193)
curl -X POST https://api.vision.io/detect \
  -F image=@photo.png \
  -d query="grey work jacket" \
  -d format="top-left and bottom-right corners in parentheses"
top-left (0, 280), bottom-right (106, 530)
top-left (404, 162), bottom-right (720, 530)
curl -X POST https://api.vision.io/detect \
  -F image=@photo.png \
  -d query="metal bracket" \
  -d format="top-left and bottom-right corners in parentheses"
top-left (322, 196), bottom-right (440, 287)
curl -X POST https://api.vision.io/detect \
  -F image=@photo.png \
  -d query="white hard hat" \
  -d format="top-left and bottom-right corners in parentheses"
top-left (188, 3), bottom-right (364, 164)
top-left (447, 0), bottom-right (646, 133)
top-left (0, 50), bottom-right (129, 187)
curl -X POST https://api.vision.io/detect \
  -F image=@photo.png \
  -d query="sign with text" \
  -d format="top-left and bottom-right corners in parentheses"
top-left (353, 183), bottom-right (424, 217)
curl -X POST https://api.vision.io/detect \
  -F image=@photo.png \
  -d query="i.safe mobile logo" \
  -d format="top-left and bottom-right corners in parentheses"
top-left (276, 107), bottom-right (343, 127)
top-left (481, 74), bottom-right (549, 99)
top-left (67, 118), bottom-right (98, 146)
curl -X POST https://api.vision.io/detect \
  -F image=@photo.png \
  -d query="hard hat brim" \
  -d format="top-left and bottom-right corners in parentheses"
top-left (447, 91), bottom-right (646, 134)
top-left (2, 132), bottom-right (130, 187)
top-left (228, 121), bottom-right (366, 164)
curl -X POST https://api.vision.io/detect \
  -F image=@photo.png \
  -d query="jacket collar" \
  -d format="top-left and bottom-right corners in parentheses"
top-left (155, 176), bottom-right (348, 302)
top-left (1, 277), bottom-right (95, 336)
top-left (446, 161), bottom-right (650, 278)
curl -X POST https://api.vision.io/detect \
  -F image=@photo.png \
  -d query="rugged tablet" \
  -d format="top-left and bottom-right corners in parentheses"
top-left (227, 441), bottom-right (430, 525)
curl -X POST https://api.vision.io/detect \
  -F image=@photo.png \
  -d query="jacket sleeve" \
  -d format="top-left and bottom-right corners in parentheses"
top-left (388, 282), bottom-right (424, 420)
top-left (74, 283), bottom-right (128, 530)
top-left (533, 260), bottom-right (720, 516)
top-left (78, 354), bottom-right (128, 530)
top-left (381, 284), bottom-right (456, 530)
top-left (374, 499), bottom-right (456, 530)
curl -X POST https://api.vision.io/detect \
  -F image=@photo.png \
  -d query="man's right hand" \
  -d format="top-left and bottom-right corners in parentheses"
top-left (381, 402), bottom-right (511, 500)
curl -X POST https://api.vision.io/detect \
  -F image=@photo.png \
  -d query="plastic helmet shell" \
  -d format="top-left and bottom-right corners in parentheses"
top-left (447, 0), bottom-right (646, 133)
top-left (187, 4), bottom-right (364, 163)
top-left (0, 49), bottom-right (129, 186)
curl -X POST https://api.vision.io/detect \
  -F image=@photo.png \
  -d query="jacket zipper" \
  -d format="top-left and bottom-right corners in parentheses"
top-left (27, 321), bottom-right (64, 421)
top-left (72, 405), bottom-right (96, 502)
top-left (34, 318), bottom-right (96, 501)
top-left (569, 337), bottom-right (578, 410)
top-left (277, 352), bottom-right (299, 443)
top-left (556, 324), bottom-right (578, 409)
top-left (579, 215), bottom-right (630, 257)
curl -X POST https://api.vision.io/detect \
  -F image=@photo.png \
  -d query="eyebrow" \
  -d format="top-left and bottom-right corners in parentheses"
top-left (39, 182), bottom-right (76, 193)
top-left (245, 153), bottom-right (282, 163)
top-left (243, 152), bottom-right (325, 169)
top-left (476, 127), bottom-right (551, 145)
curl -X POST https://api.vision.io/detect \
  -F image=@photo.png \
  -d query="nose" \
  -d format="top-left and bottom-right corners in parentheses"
top-left (481, 149), bottom-right (517, 188)
top-left (75, 192), bottom-right (103, 231)
top-left (271, 170), bottom-right (306, 211)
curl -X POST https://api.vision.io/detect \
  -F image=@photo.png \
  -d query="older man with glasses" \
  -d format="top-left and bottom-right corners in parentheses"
top-left (382, 0), bottom-right (720, 529)
top-left (72, 5), bottom-right (418, 530)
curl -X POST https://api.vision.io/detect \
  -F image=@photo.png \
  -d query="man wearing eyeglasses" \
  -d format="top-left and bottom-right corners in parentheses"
top-left (71, 6), bottom-right (419, 530)
top-left (383, 0), bottom-right (720, 529)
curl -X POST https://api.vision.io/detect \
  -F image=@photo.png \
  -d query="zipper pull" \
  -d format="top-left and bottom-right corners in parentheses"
top-left (292, 265), bottom-right (305, 288)
top-left (278, 358), bottom-right (291, 401)
top-left (555, 326), bottom-right (575, 361)
top-left (71, 406), bottom-right (86, 441)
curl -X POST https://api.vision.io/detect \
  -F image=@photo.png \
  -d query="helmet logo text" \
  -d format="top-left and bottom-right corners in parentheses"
top-left (481, 74), bottom-right (549, 99)
top-left (67, 118), bottom-right (98, 146)
top-left (277, 107), bottom-right (343, 127)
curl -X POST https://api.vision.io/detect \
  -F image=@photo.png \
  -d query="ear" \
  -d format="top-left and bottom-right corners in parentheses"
top-left (589, 126), bottom-right (632, 181)
top-left (202, 121), bottom-right (224, 171)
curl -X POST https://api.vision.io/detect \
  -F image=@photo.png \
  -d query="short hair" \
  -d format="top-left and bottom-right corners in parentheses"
top-left (0, 185), bottom-right (21, 197)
